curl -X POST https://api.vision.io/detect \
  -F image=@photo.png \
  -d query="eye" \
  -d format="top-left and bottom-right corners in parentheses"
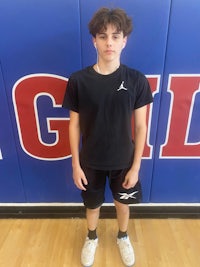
top-left (98, 34), bottom-right (106, 39)
top-left (113, 34), bottom-right (120, 40)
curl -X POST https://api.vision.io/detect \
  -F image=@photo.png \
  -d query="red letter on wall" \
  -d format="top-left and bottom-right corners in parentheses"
top-left (160, 75), bottom-right (200, 158)
top-left (13, 74), bottom-right (70, 160)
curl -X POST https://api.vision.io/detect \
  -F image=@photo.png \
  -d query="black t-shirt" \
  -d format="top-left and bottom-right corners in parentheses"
top-left (63, 64), bottom-right (153, 170)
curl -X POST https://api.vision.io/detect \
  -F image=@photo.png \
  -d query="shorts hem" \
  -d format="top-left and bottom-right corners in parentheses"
top-left (83, 202), bottom-right (103, 209)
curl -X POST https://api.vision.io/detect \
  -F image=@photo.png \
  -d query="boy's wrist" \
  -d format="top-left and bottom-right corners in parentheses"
top-left (130, 161), bottom-right (141, 172)
top-left (72, 159), bottom-right (81, 169)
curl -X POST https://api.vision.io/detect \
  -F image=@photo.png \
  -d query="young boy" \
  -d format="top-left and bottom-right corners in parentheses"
top-left (63, 7), bottom-right (153, 267)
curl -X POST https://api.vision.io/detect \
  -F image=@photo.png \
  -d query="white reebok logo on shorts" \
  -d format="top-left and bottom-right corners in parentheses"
top-left (118, 191), bottom-right (138, 200)
top-left (117, 81), bottom-right (128, 91)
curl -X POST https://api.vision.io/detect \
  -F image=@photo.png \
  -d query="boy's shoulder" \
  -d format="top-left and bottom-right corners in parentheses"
top-left (121, 64), bottom-right (145, 76)
top-left (69, 66), bottom-right (92, 79)
top-left (121, 64), bottom-right (147, 82)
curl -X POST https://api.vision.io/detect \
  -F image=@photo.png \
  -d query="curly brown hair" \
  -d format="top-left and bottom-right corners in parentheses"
top-left (88, 7), bottom-right (133, 37)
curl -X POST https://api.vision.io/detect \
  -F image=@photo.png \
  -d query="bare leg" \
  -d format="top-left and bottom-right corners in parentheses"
top-left (86, 207), bottom-right (100, 231)
top-left (114, 200), bottom-right (129, 232)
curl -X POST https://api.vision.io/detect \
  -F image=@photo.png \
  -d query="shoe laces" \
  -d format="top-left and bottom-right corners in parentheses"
top-left (83, 238), bottom-right (98, 251)
top-left (118, 237), bottom-right (133, 255)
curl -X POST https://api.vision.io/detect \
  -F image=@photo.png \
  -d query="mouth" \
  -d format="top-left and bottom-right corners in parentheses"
top-left (105, 50), bottom-right (114, 54)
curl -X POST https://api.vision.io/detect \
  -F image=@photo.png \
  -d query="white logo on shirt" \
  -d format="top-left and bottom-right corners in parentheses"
top-left (117, 81), bottom-right (128, 91)
top-left (118, 191), bottom-right (138, 200)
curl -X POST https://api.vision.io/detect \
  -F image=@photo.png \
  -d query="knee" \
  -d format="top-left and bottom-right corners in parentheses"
top-left (114, 200), bottom-right (129, 215)
top-left (86, 206), bottom-right (101, 215)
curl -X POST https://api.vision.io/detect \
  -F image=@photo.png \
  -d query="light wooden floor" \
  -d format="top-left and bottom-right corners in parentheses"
top-left (0, 218), bottom-right (199, 267)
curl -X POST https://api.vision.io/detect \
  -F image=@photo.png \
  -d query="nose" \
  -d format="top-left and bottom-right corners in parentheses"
top-left (106, 36), bottom-right (113, 47)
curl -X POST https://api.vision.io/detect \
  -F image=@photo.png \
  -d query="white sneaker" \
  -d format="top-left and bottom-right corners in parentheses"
top-left (117, 236), bottom-right (135, 266)
top-left (81, 237), bottom-right (98, 267)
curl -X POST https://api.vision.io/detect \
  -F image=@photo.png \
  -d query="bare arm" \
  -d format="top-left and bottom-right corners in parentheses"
top-left (122, 105), bottom-right (147, 189)
top-left (69, 111), bottom-right (88, 191)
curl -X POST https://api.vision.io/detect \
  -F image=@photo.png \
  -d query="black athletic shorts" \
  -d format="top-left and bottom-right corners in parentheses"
top-left (81, 165), bottom-right (142, 209)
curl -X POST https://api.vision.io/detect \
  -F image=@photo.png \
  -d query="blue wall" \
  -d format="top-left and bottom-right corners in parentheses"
top-left (0, 0), bottom-right (200, 203)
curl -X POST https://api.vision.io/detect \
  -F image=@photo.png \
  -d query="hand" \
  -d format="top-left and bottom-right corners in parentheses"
top-left (122, 169), bottom-right (139, 189)
top-left (72, 166), bottom-right (88, 191)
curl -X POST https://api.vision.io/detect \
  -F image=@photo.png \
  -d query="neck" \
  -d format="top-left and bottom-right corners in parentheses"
top-left (95, 61), bottom-right (120, 75)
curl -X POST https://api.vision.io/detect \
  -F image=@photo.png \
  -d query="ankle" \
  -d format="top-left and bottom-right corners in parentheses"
top-left (88, 229), bottom-right (97, 240)
top-left (117, 230), bottom-right (128, 239)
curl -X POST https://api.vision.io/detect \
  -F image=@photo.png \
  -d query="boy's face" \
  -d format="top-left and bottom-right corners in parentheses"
top-left (93, 24), bottom-right (127, 63)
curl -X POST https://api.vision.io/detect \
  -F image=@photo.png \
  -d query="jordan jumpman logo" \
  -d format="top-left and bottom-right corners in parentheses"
top-left (117, 81), bottom-right (128, 91)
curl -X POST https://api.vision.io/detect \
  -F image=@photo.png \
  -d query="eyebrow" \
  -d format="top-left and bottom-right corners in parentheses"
top-left (97, 31), bottom-right (122, 35)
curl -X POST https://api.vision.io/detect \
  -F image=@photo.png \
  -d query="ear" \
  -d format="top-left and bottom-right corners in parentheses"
top-left (122, 36), bottom-right (127, 49)
top-left (93, 37), bottom-right (97, 48)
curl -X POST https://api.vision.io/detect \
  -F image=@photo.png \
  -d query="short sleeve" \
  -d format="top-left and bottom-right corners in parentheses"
top-left (134, 74), bottom-right (153, 109)
top-left (62, 76), bottom-right (79, 112)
